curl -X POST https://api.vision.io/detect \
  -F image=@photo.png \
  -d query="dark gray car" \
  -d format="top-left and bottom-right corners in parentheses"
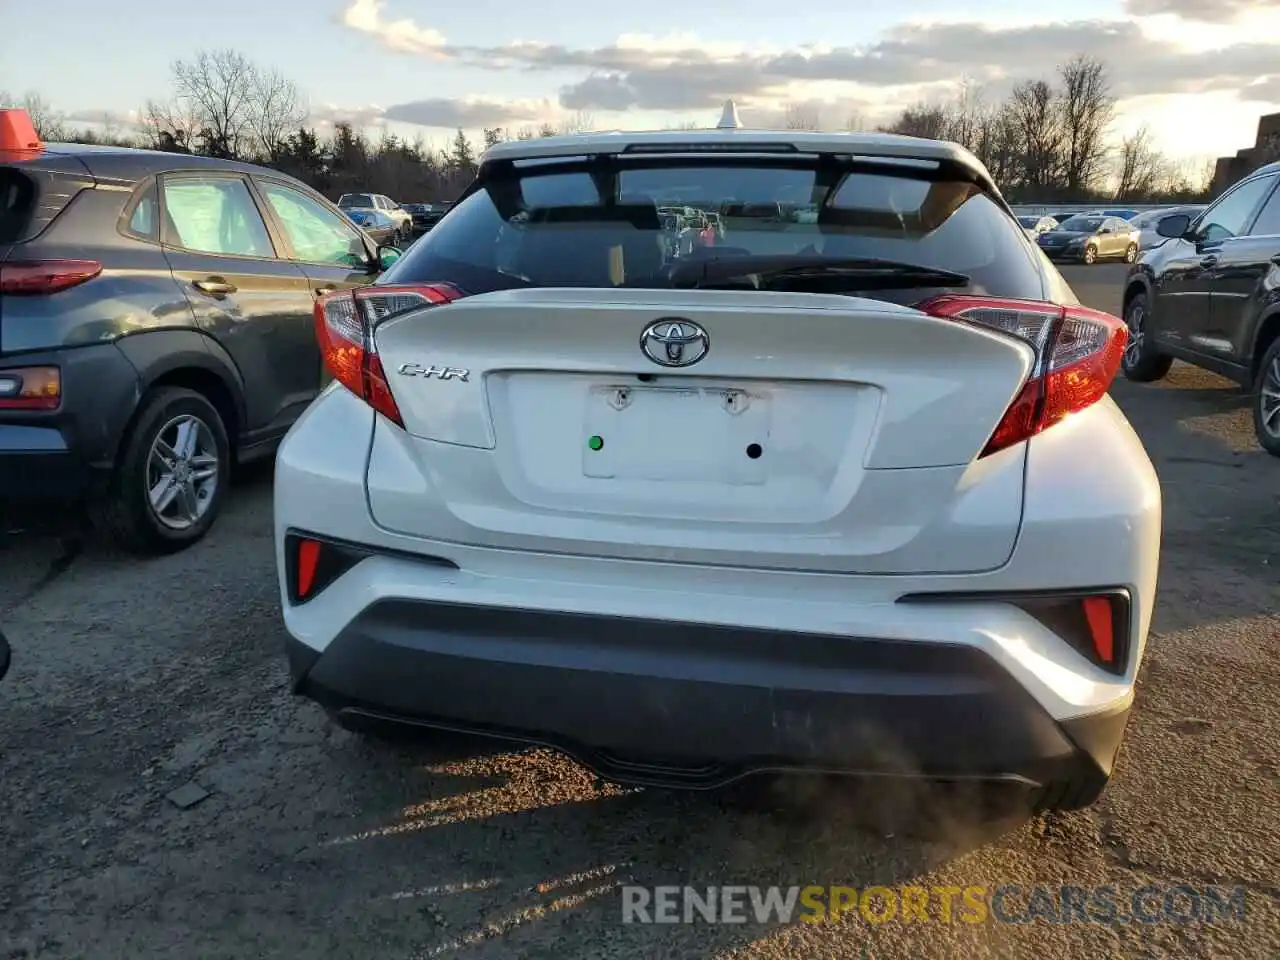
top-left (0, 118), bottom-right (404, 553)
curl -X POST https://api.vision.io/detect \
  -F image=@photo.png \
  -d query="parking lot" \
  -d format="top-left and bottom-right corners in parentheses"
top-left (1, 263), bottom-right (1277, 958)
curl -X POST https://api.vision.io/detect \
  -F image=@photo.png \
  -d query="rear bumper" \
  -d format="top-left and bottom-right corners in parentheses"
top-left (288, 598), bottom-right (1131, 790)
top-left (0, 343), bottom-right (140, 505)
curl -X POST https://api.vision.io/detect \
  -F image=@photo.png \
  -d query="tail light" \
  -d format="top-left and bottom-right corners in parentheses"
top-left (0, 366), bottom-right (60, 410)
top-left (917, 295), bottom-right (1127, 458)
top-left (0, 260), bottom-right (103, 295)
top-left (313, 282), bottom-right (463, 426)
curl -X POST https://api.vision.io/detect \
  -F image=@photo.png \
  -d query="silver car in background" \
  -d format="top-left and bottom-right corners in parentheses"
top-left (1017, 215), bottom-right (1058, 239)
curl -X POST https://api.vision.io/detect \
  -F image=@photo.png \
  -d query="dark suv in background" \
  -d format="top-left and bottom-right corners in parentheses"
top-left (0, 109), bottom-right (403, 553)
top-left (1122, 160), bottom-right (1280, 455)
top-left (402, 203), bottom-right (445, 234)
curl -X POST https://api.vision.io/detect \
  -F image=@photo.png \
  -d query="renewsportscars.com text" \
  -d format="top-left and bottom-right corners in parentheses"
top-left (621, 884), bottom-right (1247, 926)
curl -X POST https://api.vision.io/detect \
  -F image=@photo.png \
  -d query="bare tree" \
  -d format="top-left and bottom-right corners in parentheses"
top-left (944, 78), bottom-right (987, 149)
top-left (171, 49), bottom-right (257, 158)
top-left (1006, 80), bottom-right (1063, 192)
top-left (139, 96), bottom-right (201, 152)
top-left (783, 102), bottom-right (820, 130)
top-left (7, 92), bottom-right (67, 140)
top-left (881, 102), bottom-right (949, 140)
top-left (1115, 125), bottom-right (1164, 200)
top-left (537, 122), bottom-right (558, 138)
top-left (972, 102), bottom-right (1022, 189)
top-left (248, 67), bottom-right (307, 162)
top-left (557, 111), bottom-right (595, 135)
top-left (1057, 56), bottom-right (1115, 195)
top-left (514, 125), bottom-right (536, 141)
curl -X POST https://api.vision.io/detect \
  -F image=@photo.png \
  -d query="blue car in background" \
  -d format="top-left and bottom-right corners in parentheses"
top-left (345, 209), bottom-right (404, 247)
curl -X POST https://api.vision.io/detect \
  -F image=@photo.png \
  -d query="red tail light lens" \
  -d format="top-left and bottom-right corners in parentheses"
top-left (0, 260), bottom-right (103, 295)
top-left (313, 282), bottom-right (463, 426)
top-left (917, 295), bottom-right (1128, 458)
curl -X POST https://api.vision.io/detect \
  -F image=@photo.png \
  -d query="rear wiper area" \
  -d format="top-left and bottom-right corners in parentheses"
top-left (660, 254), bottom-right (970, 292)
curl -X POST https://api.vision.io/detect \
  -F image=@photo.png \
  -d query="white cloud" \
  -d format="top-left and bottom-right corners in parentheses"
top-left (337, 1), bottom-right (1280, 117)
top-left (1124, 0), bottom-right (1276, 24)
top-left (384, 97), bottom-right (554, 128)
top-left (309, 103), bottom-right (388, 129)
top-left (340, 0), bottom-right (448, 57)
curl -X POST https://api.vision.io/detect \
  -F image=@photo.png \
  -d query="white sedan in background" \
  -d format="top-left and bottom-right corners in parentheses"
top-left (1017, 214), bottom-right (1058, 239)
top-left (275, 127), bottom-right (1161, 815)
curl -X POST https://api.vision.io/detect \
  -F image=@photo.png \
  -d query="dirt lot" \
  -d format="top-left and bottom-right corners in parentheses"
top-left (2, 264), bottom-right (1277, 959)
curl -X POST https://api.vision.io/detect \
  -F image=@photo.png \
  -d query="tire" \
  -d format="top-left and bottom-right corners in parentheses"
top-left (1120, 291), bottom-right (1174, 382)
top-left (1082, 244), bottom-right (1098, 265)
top-left (1124, 243), bottom-right (1138, 264)
top-left (90, 387), bottom-right (231, 556)
top-left (1251, 336), bottom-right (1280, 457)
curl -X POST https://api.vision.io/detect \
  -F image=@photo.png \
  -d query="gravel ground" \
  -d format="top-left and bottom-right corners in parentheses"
top-left (1, 264), bottom-right (1277, 959)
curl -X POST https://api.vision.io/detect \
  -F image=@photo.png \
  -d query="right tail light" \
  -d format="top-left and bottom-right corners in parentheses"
top-left (917, 295), bottom-right (1128, 458)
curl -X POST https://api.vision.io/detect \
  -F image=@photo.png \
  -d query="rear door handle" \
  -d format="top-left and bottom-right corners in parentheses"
top-left (314, 284), bottom-right (337, 296)
top-left (1199, 255), bottom-right (1218, 267)
top-left (192, 277), bottom-right (237, 296)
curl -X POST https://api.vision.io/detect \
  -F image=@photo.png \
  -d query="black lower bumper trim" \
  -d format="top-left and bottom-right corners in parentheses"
top-left (288, 599), bottom-right (1129, 791)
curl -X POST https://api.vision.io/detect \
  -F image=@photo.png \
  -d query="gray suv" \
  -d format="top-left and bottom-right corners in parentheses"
top-left (0, 115), bottom-right (403, 553)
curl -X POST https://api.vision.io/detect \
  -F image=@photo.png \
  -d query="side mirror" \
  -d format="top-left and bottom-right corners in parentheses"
top-left (1156, 213), bottom-right (1192, 239)
top-left (0, 629), bottom-right (10, 682)
top-left (376, 244), bottom-right (403, 271)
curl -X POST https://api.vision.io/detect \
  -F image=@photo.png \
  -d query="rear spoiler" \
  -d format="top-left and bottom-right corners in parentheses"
top-left (461, 151), bottom-right (1006, 234)
top-left (463, 148), bottom-right (1012, 219)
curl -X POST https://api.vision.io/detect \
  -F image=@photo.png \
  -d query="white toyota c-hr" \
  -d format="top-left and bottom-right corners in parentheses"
top-left (275, 128), bottom-right (1161, 812)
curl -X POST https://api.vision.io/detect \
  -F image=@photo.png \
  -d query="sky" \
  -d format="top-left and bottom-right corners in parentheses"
top-left (2, 0), bottom-right (1280, 161)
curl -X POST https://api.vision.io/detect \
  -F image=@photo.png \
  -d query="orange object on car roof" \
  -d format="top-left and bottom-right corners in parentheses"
top-left (0, 109), bottom-right (44, 155)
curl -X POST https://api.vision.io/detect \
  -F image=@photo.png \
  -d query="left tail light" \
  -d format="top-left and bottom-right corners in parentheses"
top-left (917, 295), bottom-right (1128, 458)
top-left (313, 282), bottom-right (463, 426)
top-left (0, 260), bottom-right (102, 295)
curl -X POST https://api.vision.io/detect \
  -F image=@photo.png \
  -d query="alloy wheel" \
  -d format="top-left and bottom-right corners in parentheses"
top-left (145, 414), bottom-right (220, 531)
top-left (1260, 356), bottom-right (1280, 440)
top-left (1124, 299), bottom-right (1146, 369)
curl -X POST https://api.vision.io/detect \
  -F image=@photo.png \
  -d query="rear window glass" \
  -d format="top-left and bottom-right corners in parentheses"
top-left (127, 183), bottom-right (159, 240)
top-left (383, 159), bottom-right (1044, 303)
top-left (0, 169), bottom-right (36, 243)
top-left (340, 193), bottom-right (374, 208)
top-left (1059, 216), bottom-right (1104, 232)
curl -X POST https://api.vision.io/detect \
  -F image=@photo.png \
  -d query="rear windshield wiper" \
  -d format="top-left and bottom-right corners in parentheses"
top-left (660, 254), bottom-right (970, 291)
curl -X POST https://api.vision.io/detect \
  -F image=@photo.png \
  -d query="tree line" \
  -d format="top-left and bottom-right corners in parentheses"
top-left (2, 50), bottom-right (1251, 205)
top-left (867, 56), bottom-right (1220, 203)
